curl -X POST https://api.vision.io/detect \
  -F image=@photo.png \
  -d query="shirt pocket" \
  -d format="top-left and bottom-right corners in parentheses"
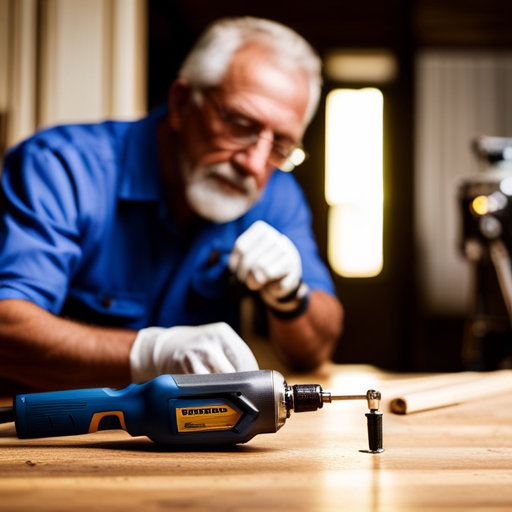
top-left (63, 287), bottom-right (147, 327)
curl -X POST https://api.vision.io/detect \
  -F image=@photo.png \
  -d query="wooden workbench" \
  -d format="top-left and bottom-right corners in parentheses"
top-left (1, 364), bottom-right (511, 512)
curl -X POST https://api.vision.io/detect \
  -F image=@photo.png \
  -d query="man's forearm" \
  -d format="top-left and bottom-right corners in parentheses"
top-left (267, 291), bottom-right (344, 371)
top-left (0, 299), bottom-right (136, 392)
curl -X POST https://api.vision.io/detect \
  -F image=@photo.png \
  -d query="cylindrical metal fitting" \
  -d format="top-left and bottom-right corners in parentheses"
top-left (366, 390), bottom-right (381, 411)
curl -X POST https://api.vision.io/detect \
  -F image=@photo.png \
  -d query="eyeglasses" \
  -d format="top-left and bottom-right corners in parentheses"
top-left (195, 90), bottom-right (308, 171)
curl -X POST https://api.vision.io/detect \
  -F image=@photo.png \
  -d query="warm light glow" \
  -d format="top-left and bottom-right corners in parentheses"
top-left (472, 195), bottom-right (488, 215)
top-left (328, 204), bottom-right (383, 277)
top-left (324, 50), bottom-right (398, 83)
top-left (325, 88), bottom-right (384, 278)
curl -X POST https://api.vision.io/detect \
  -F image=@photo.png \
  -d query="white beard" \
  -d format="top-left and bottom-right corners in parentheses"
top-left (182, 161), bottom-right (260, 223)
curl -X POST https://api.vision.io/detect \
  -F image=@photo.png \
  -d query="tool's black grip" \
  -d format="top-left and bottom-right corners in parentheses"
top-left (365, 411), bottom-right (383, 452)
top-left (0, 407), bottom-right (14, 424)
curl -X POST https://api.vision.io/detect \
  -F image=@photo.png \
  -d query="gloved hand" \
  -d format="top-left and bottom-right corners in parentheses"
top-left (130, 322), bottom-right (259, 383)
top-left (228, 220), bottom-right (310, 319)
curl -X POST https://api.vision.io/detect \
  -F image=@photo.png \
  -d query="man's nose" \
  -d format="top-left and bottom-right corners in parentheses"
top-left (231, 132), bottom-right (274, 183)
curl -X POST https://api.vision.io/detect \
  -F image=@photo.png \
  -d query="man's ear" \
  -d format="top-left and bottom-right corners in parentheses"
top-left (167, 78), bottom-right (192, 131)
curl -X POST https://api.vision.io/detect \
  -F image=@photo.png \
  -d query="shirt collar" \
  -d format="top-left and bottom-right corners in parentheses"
top-left (118, 104), bottom-right (168, 201)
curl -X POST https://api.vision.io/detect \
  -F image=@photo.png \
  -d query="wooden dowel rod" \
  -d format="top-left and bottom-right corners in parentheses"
top-left (390, 370), bottom-right (512, 414)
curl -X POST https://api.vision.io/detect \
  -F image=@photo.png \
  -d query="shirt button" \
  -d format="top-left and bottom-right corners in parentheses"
top-left (101, 298), bottom-right (112, 308)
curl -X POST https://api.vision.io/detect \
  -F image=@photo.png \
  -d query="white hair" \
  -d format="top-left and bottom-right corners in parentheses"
top-left (178, 17), bottom-right (322, 126)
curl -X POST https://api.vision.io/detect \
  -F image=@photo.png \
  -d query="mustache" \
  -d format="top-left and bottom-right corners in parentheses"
top-left (205, 163), bottom-right (256, 194)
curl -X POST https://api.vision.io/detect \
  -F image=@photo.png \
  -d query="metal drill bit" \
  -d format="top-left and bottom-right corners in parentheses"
top-left (321, 392), bottom-right (368, 403)
top-left (321, 389), bottom-right (381, 410)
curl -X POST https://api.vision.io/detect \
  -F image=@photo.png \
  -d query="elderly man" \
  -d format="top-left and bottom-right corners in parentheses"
top-left (0, 17), bottom-right (343, 392)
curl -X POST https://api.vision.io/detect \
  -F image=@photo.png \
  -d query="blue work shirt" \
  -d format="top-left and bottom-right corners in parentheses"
top-left (0, 106), bottom-right (335, 331)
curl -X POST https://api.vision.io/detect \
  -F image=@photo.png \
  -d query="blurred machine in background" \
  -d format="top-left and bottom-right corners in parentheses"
top-left (458, 137), bottom-right (512, 370)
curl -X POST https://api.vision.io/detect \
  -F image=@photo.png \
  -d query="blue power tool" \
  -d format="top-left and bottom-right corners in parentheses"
top-left (0, 370), bottom-right (383, 451)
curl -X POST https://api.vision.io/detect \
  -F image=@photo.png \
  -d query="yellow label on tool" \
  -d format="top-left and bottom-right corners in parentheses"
top-left (175, 405), bottom-right (242, 433)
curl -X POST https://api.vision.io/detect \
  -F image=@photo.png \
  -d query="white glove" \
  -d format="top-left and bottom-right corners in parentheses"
top-left (228, 220), bottom-right (309, 316)
top-left (130, 322), bottom-right (259, 383)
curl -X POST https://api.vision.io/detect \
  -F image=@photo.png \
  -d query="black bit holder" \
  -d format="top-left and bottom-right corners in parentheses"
top-left (359, 390), bottom-right (384, 453)
top-left (362, 410), bottom-right (384, 453)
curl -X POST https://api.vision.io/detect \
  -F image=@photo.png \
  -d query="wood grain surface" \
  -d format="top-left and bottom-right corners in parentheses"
top-left (1, 364), bottom-right (511, 512)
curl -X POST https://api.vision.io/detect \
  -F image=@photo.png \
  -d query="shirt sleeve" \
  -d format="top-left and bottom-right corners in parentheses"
top-left (248, 171), bottom-right (336, 296)
top-left (0, 140), bottom-right (84, 313)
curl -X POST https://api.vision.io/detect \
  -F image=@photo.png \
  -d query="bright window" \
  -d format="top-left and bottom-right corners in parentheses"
top-left (325, 88), bottom-right (384, 277)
